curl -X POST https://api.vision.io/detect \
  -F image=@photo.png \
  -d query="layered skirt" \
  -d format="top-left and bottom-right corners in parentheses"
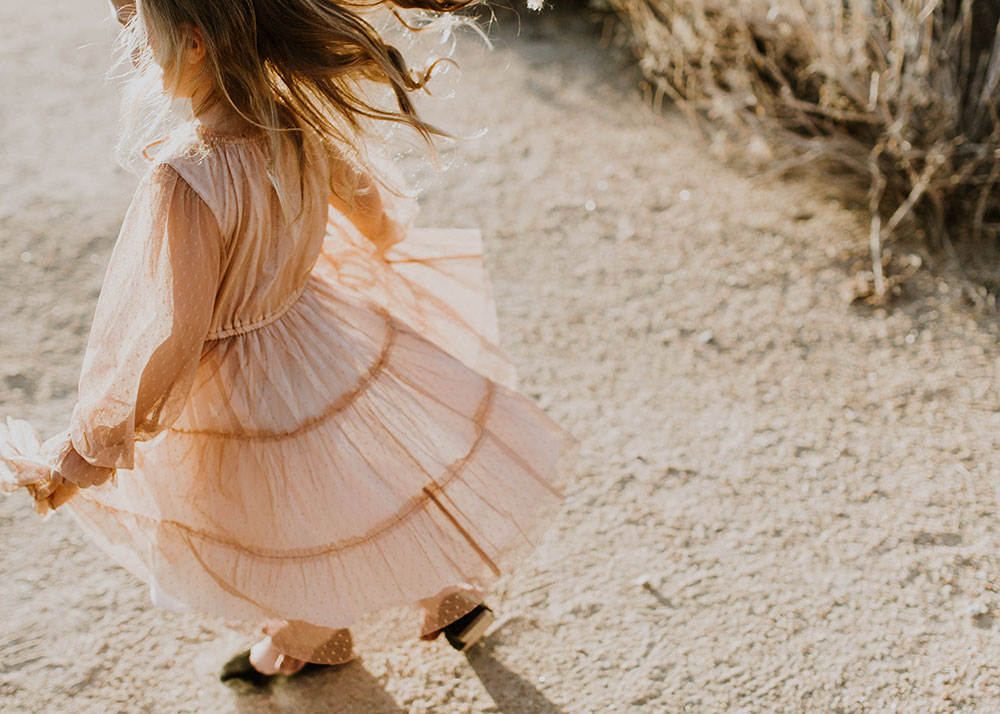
top-left (64, 222), bottom-right (578, 662)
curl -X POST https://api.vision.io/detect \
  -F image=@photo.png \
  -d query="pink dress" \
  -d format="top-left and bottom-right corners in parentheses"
top-left (42, 124), bottom-right (577, 663)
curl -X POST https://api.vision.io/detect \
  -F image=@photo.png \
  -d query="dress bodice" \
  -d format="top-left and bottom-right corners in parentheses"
top-left (66, 122), bottom-right (417, 470)
top-left (163, 127), bottom-right (332, 340)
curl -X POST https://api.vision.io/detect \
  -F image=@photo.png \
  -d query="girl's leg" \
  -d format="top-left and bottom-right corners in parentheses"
top-left (263, 621), bottom-right (355, 667)
top-left (419, 588), bottom-right (494, 650)
top-left (222, 625), bottom-right (354, 682)
top-left (418, 585), bottom-right (485, 639)
top-left (249, 636), bottom-right (308, 675)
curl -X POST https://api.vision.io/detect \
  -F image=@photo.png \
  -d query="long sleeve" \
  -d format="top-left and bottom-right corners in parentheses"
top-left (328, 149), bottom-right (419, 256)
top-left (67, 163), bottom-right (223, 471)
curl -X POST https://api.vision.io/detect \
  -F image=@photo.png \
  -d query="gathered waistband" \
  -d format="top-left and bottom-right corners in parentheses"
top-left (206, 281), bottom-right (310, 340)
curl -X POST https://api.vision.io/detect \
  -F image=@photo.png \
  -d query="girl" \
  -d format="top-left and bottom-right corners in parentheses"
top-left (0, 0), bottom-right (576, 683)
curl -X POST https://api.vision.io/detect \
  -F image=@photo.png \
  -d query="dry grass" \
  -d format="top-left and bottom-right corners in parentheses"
top-left (604, 0), bottom-right (1000, 297)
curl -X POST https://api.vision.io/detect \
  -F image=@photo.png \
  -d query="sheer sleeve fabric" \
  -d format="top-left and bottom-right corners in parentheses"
top-left (68, 164), bottom-right (223, 470)
top-left (328, 149), bottom-right (419, 256)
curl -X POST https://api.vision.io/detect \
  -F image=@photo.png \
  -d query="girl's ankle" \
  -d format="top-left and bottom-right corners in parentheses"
top-left (249, 637), bottom-right (305, 675)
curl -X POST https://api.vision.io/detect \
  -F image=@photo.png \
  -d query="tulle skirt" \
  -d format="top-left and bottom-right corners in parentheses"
top-left (64, 222), bottom-right (578, 663)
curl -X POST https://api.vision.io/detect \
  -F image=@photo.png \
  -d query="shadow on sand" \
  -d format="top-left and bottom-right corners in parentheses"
top-left (229, 660), bottom-right (405, 714)
top-left (224, 638), bottom-right (566, 714)
top-left (464, 624), bottom-right (567, 714)
top-left (466, 650), bottom-right (566, 714)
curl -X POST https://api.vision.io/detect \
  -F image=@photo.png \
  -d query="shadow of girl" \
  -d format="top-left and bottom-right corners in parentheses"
top-left (230, 660), bottom-right (406, 714)
top-left (467, 648), bottom-right (566, 714)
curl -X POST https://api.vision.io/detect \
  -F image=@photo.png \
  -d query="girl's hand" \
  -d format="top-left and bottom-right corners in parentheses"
top-left (42, 480), bottom-right (79, 512)
top-left (25, 474), bottom-right (79, 515)
top-left (42, 432), bottom-right (116, 489)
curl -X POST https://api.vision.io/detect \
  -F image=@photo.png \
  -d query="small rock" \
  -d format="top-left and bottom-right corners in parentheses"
top-left (660, 327), bottom-right (680, 345)
top-left (966, 601), bottom-right (989, 616)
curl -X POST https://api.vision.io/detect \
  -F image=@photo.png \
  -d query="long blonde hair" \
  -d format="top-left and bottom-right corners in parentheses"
top-left (116, 0), bottom-right (480, 183)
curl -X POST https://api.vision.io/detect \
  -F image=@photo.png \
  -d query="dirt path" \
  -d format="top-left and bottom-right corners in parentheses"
top-left (3, 3), bottom-right (1000, 713)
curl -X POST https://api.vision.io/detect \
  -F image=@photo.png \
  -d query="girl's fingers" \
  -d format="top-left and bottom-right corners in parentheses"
top-left (27, 472), bottom-right (61, 501)
top-left (48, 482), bottom-right (79, 509)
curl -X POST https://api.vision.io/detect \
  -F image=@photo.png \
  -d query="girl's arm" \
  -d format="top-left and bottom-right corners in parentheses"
top-left (328, 151), bottom-right (418, 256)
top-left (51, 164), bottom-right (222, 491)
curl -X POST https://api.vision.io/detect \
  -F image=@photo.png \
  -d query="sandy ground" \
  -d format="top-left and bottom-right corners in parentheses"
top-left (3, 2), bottom-right (1000, 713)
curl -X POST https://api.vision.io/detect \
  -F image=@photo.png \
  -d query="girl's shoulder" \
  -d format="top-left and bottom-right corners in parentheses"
top-left (147, 124), bottom-right (265, 170)
top-left (144, 125), bottom-right (266, 219)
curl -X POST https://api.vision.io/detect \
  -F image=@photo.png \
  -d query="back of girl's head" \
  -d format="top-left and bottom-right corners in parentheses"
top-left (118, 0), bottom-right (482, 173)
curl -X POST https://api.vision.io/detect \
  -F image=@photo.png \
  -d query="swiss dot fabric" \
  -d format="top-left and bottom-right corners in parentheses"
top-left (70, 162), bottom-right (221, 470)
top-left (55, 122), bottom-right (578, 663)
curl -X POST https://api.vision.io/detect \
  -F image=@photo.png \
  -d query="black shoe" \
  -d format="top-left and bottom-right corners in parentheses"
top-left (220, 649), bottom-right (345, 686)
top-left (220, 649), bottom-right (270, 687)
top-left (442, 603), bottom-right (495, 651)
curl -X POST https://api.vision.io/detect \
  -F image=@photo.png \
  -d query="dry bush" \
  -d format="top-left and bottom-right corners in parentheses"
top-left (605, 0), bottom-right (1000, 297)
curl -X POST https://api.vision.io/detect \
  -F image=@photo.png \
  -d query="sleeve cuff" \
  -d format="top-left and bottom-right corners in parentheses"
top-left (69, 403), bottom-right (134, 470)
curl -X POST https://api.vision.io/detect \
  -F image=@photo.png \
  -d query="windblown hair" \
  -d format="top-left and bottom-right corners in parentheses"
top-left (116, 0), bottom-right (481, 178)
